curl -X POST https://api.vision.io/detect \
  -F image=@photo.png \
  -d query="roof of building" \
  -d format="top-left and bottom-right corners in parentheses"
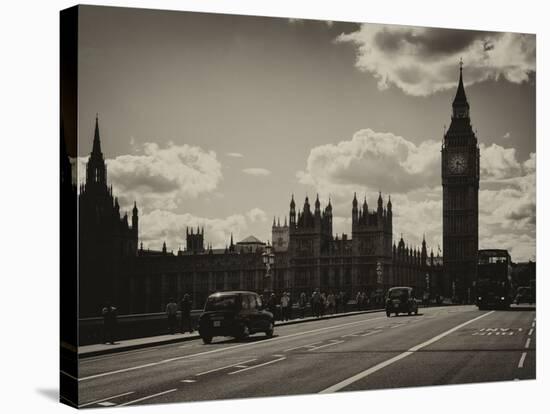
top-left (237, 235), bottom-right (265, 245)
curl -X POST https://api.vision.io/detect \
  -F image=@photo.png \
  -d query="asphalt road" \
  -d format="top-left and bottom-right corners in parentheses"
top-left (76, 305), bottom-right (536, 408)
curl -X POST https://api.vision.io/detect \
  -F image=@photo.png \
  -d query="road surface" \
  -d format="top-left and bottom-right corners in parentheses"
top-left (75, 305), bottom-right (536, 408)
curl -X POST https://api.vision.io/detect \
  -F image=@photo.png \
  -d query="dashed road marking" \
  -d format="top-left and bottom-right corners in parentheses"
top-left (525, 338), bottom-right (531, 349)
top-left (341, 331), bottom-right (363, 338)
top-left (196, 359), bottom-right (257, 376)
top-left (181, 379), bottom-right (196, 383)
top-left (79, 391), bottom-right (135, 408)
top-left (518, 352), bottom-right (527, 368)
top-left (283, 341), bottom-right (323, 352)
top-left (528, 328), bottom-right (533, 336)
top-left (98, 401), bottom-right (116, 407)
top-left (117, 388), bottom-right (177, 407)
top-left (307, 340), bottom-right (345, 351)
top-left (319, 311), bottom-right (495, 394)
top-left (361, 330), bottom-right (382, 337)
top-left (228, 357), bottom-right (286, 375)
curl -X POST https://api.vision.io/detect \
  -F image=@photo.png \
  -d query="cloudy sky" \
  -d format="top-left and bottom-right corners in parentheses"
top-left (77, 6), bottom-right (536, 261)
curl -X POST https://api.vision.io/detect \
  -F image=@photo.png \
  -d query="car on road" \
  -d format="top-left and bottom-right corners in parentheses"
top-left (514, 286), bottom-right (534, 305)
top-left (198, 291), bottom-right (275, 344)
top-left (385, 287), bottom-right (418, 317)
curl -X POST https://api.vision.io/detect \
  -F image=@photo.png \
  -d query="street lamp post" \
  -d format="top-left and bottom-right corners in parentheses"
top-left (262, 242), bottom-right (275, 294)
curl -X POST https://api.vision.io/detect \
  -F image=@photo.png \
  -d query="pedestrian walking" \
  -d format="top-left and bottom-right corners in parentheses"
top-left (327, 292), bottom-right (336, 315)
top-left (320, 292), bottom-right (326, 317)
top-left (179, 294), bottom-right (193, 334)
top-left (280, 291), bottom-right (290, 321)
top-left (311, 290), bottom-right (321, 318)
top-left (102, 301), bottom-right (117, 344)
top-left (299, 291), bottom-right (307, 318)
top-left (268, 293), bottom-right (278, 318)
top-left (356, 291), bottom-right (363, 311)
top-left (166, 297), bottom-right (178, 334)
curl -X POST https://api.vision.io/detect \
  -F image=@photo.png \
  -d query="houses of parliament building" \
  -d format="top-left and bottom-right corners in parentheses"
top-left (75, 117), bottom-right (443, 316)
top-left (73, 66), bottom-right (480, 316)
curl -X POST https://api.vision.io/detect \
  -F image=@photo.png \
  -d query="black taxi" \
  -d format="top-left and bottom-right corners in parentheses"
top-left (385, 286), bottom-right (419, 317)
top-left (198, 291), bottom-right (274, 344)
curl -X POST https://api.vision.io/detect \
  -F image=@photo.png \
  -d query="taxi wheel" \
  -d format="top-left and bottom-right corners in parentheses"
top-left (202, 336), bottom-right (212, 344)
top-left (265, 322), bottom-right (274, 338)
top-left (386, 310), bottom-right (391, 317)
top-left (240, 324), bottom-right (250, 338)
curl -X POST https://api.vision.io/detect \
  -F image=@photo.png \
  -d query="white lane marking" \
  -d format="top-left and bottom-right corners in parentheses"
top-left (341, 331), bottom-right (363, 338)
top-left (528, 328), bottom-right (533, 336)
top-left (308, 340), bottom-right (345, 351)
top-left (196, 359), bottom-right (257, 376)
top-left (181, 379), bottom-right (196, 383)
top-left (361, 330), bottom-right (382, 337)
top-left (518, 352), bottom-right (527, 368)
top-left (79, 314), bottom-right (393, 381)
top-left (117, 389), bottom-right (177, 407)
top-left (525, 338), bottom-right (531, 349)
top-left (79, 391), bottom-right (135, 408)
top-left (98, 401), bottom-right (116, 407)
top-left (80, 348), bottom-right (161, 364)
top-left (283, 341), bottom-right (324, 353)
top-left (273, 354), bottom-right (284, 357)
top-left (319, 311), bottom-right (495, 394)
top-left (228, 357), bottom-right (286, 375)
top-left (390, 324), bottom-right (405, 329)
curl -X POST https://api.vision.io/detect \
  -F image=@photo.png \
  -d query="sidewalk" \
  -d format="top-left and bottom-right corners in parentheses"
top-left (78, 307), bottom-right (385, 358)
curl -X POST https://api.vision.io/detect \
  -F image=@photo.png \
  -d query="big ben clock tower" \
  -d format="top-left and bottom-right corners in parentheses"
top-left (442, 62), bottom-right (480, 303)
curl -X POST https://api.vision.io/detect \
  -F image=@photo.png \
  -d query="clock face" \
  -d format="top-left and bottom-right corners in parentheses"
top-left (448, 153), bottom-right (467, 174)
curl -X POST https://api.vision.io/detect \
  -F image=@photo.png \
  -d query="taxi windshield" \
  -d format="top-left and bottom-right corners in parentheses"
top-left (204, 295), bottom-right (238, 311)
top-left (388, 289), bottom-right (409, 300)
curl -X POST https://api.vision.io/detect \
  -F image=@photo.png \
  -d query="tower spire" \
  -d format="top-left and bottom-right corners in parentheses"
top-left (92, 113), bottom-right (102, 156)
top-left (452, 60), bottom-right (469, 118)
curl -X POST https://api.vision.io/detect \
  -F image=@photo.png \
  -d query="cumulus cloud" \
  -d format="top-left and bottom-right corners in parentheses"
top-left (297, 127), bottom-right (535, 261)
top-left (480, 143), bottom-right (522, 181)
top-left (139, 209), bottom-right (270, 252)
top-left (78, 142), bottom-right (222, 212)
top-left (247, 208), bottom-right (268, 223)
top-left (336, 24), bottom-right (535, 96)
top-left (297, 128), bottom-right (440, 195)
top-left (243, 168), bottom-right (271, 176)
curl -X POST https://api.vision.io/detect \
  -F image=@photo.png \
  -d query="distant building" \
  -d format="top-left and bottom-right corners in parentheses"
top-left (271, 217), bottom-right (289, 252)
top-left (271, 194), bottom-right (442, 304)
top-left (78, 116), bottom-right (138, 317)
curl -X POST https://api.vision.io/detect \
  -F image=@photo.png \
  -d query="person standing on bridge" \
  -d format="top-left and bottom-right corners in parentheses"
top-left (102, 301), bottom-right (117, 344)
top-left (179, 294), bottom-right (193, 334)
top-left (311, 290), bottom-right (321, 318)
top-left (299, 291), bottom-right (307, 318)
top-left (166, 298), bottom-right (178, 334)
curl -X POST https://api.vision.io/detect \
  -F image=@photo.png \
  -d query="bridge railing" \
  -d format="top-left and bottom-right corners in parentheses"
top-left (78, 301), bottom-right (395, 346)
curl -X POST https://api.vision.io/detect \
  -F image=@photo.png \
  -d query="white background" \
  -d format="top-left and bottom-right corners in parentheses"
top-left (0, 0), bottom-right (546, 412)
